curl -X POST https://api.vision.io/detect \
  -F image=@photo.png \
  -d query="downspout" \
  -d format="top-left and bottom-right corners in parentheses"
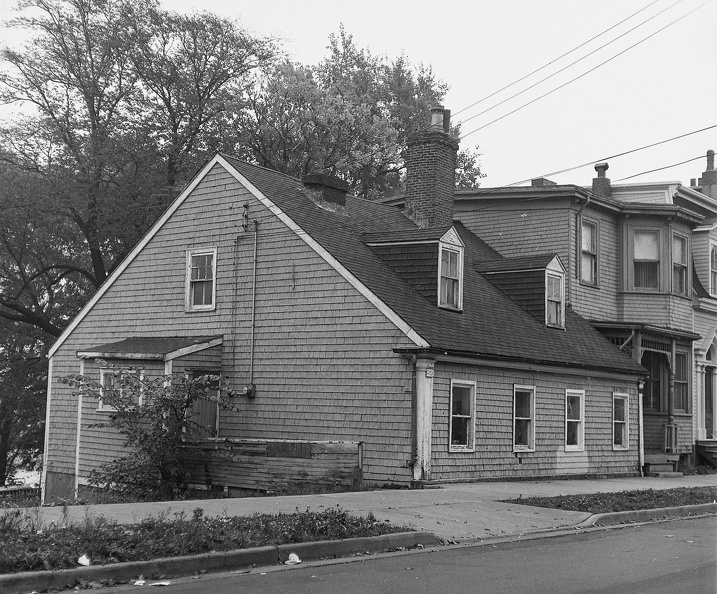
top-left (413, 356), bottom-right (435, 484)
top-left (40, 357), bottom-right (53, 504)
top-left (74, 359), bottom-right (85, 500)
top-left (248, 221), bottom-right (258, 393)
top-left (638, 379), bottom-right (644, 476)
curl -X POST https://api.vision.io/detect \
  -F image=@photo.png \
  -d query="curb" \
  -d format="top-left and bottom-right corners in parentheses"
top-left (0, 531), bottom-right (441, 594)
top-left (579, 502), bottom-right (717, 527)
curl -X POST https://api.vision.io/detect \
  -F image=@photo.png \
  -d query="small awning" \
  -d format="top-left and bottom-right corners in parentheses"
top-left (76, 336), bottom-right (223, 361)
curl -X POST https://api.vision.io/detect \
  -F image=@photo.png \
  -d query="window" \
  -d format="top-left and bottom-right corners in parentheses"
top-left (439, 246), bottom-right (462, 310)
top-left (613, 393), bottom-right (629, 449)
top-left (565, 389), bottom-right (584, 451)
top-left (513, 386), bottom-right (535, 451)
top-left (186, 248), bottom-right (216, 311)
top-left (641, 350), bottom-right (663, 411)
top-left (449, 380), bottom-right (475, 451)
top-left (546, 272), bottom-right (564, 328)
top-left (711, 246), bottom-right (717, 294)
top-left (580, 219), bottom-right (598, 285)
top-left (674, 352), bottom-right (688, 412)
top-left (672, 235), bottom-right (687, 296)
top-left (98, 368), bottom-right (141, 411)
top-left (633, 230), bottom-right (660, 289)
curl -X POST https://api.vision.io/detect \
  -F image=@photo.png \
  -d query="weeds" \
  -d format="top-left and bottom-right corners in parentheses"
top-left (0, 506), bottom-right (407, 574)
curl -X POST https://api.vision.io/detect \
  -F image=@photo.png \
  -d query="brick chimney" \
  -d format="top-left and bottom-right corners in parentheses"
top-left (302, 173), bottom-right (349, 213)
top-left (403, 106), bottom-right (459, 229)
top-left (698, 150), bottom-right (717, 200)
top-left (592, 162), bottom-right (611, 199)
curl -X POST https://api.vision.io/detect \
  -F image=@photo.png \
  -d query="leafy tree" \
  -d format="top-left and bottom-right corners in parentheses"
top-left (0, 323), bottom-right (47, 486)
top-left (61, 369), bottom-right (237, 500)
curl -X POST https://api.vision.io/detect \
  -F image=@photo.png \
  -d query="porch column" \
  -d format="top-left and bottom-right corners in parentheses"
top-left (413, 356), bottom-right (435, 482)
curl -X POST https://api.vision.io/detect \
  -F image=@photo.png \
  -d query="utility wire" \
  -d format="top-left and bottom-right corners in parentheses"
top-left (459, 0), bottom-right (712, 141)
top-left (452, 0), bottom-right (662, 118)
top-left (458, 0), bottom-right (683, 127)
top-left (478, 124), bottom-right (717, 193)
top-left (613, 155), bottom-right (705, 182)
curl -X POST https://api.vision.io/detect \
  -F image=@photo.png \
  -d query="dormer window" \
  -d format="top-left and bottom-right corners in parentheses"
top-left (546, 271), bottom-right (564, 328)
top-left (438, 229), bottom-right (464, 311)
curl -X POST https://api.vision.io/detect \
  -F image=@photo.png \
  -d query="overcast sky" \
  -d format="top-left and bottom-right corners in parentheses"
top-left (1, 0), bottom-right (715, 189)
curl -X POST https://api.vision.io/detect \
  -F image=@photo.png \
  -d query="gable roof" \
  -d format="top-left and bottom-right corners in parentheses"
top-left (50, 154), bottom-right (645, 376)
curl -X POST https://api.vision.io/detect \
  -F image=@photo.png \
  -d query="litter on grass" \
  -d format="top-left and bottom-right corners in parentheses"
top-left (77, 554), bottom-right (90, 566)
top-left (285, 553), bottom-right (301, 565)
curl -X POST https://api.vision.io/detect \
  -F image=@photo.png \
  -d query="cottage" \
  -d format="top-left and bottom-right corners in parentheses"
top-left (42, 108), bottom-right (645, 502)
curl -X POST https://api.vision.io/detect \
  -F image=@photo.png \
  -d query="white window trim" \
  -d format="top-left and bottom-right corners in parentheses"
top-left (438, 244), bottom-right (464, 311)
top-left (710, 244), bottom-right (717, 295)
top-left (671, 232), bottom-right (688, 296)
top-left (580, 218), bottom-right (599, 286)
top-left (449, 379), bottom-right (475, 452)
top-left (631, 228), bottom-right (661, 291)
top-left (98, 368), bottom-right (143, 412)
top-left (513, 384), bottom-right (536, 452)
top-left (545, 270), bottom-right (565, 329)
top-left (565, 389), bottom-right (585, 452)
top-left (186, 247), bottom-right (217, 312)
top-left (612, 393), bottom-right (629, 450)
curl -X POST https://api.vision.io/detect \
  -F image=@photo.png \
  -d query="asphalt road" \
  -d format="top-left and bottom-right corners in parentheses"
top-left (96, 516), bottom-right (716, 594)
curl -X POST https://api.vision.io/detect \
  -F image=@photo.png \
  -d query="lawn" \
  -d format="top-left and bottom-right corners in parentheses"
top-left (509, 486), bottom-right (717, 514)
top-left (0, 506), bottom-right (410, 574)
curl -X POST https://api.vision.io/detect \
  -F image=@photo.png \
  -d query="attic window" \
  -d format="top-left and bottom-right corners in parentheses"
top-left (438, 231), bottom-right (464, 311)
top-left (186, 248), bottom-right (217, 312)
top-left (546, 271), bottom-right (565, 328)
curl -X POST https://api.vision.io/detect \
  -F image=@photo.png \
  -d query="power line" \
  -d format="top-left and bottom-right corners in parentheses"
top-left (457, 0), bottom-right (684, 128)
top-left (452, 0), bottom-right (663, 118)
top-left (459, 0), bottom-right (712, 141)
top-left (613, 155), bottom-right (705, 182)
top-left (478, 124), bottom-right (717, 193)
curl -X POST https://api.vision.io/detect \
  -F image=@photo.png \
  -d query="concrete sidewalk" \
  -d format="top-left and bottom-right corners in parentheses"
top-left (17, 474), bottom-right (717, 542)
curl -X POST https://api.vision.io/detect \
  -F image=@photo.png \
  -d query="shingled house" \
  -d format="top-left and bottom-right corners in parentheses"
top-left (42, 108), bottom-right (645, 501)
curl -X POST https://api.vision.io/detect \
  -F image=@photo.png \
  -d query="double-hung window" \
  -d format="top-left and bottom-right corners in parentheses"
top-left (565, 389), bottom-right (585, 451)
top-left (98, 368), bottom-right (141, 412)
top-left (580, 219), bottom-right (598, 285)
top-left (439, 247), bottom-right (462, 309)
top-left (613, 393), bottom-right (629, 449)
top-left (449, 380), bottom-right (475, 451)
top-left (672, 234), bottom-right (688, 296)
top-left (546, 272), bottom-right (564, 328)
top-left (711, 246), bottom-right (717, 295)
top-left (513, 386), bottom-right (535, 451)
top-left (674, 352), bottom-right (689, 412)
top-left (633, 230), bottom-right (660, 289)
top-left (186, 248), bottom-right (217, 311)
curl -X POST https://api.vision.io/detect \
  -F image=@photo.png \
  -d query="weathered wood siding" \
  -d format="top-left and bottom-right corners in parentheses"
top-left (430, 362), bottom-right (640, 480)
top-left (46, 163), bottom-right (417, 500)
top-left (181, 440), bottom-right (362, 492)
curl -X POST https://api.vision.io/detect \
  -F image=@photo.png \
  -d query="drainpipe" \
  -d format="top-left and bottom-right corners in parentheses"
top-left (638, 379), bottom-right (644, 476)
top-left (248, 221), bottom-right (258, 392)
top-left (413, 356), bottom-right (435, 483)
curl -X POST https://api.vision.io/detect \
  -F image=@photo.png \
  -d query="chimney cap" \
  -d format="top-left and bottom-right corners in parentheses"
top-left (302, 172), bottom-right (349, 192)
top-left (594, 162), bottom-right (609, 177)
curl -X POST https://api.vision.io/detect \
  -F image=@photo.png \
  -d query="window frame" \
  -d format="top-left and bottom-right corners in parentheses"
top-left (710, 244), bottom-right (717, 295)
top-left (186, 247), bottom-right (217, 312)
top-left (565, 389), bottom-right (585, 451)
top-left (449, 379), bottom-right (475, 452)
top-left (674, 352), bottom-right (689, 412)
top-left (513, 385), bottom-right (535, 452)
top-left (438, 244), bottom-right (463, 311)
top-left (632, 228), bottom-right (661, 291)
top-left (671, 233), bottom-right (688, 296)
top-left (98, 367), bottom-right (142, 412)
top-left (612, 393), bottom-right (629, 450)
top-left (580, 218), bottom-right (599, 286)
top-left (546, 271), bottom-right (565, 328)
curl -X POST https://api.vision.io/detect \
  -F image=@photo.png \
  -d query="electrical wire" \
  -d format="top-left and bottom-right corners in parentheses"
top-left (459, 0), bottom-right (712, 141)
top-left (456, 0), bottom-right (681, 126)
top-left (452, 0), bottom-right (663, 118)
top-left (613, 155), bottom-right (705, 182)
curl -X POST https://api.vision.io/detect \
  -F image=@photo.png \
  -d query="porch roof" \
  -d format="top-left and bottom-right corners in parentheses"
top-left (76, 336), bottom-right (223, 361)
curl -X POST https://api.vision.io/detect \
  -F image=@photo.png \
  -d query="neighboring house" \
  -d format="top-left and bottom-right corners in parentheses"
top-left (42, 108), bottom-right (645, 502)
top-left (439, 152), bottom-right (717, 472)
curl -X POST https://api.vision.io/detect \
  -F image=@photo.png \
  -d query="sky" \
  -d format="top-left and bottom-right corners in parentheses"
top-left (0, 0), bottom-right (715, 189)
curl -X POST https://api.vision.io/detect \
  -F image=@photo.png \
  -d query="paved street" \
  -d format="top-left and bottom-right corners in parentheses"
top-left (94, 516), bottom-right (717, 593)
